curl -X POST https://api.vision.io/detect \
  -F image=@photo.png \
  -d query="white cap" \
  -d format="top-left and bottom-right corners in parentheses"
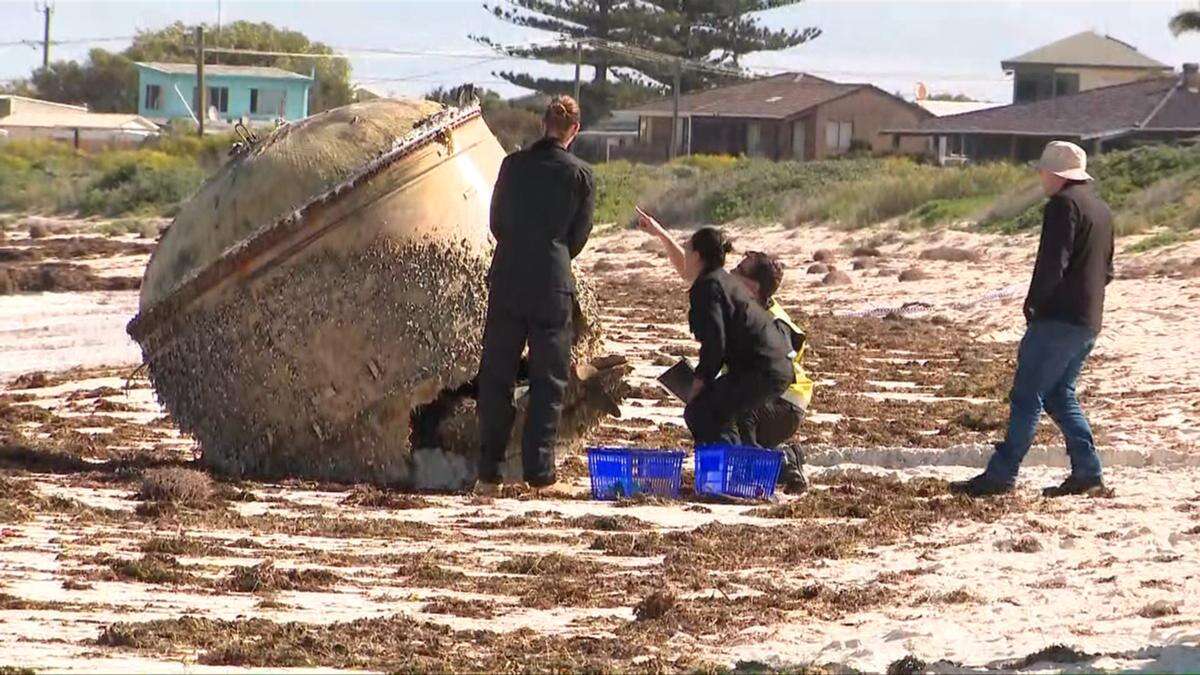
top-left (1038, 140), bottom-right (1092, 181)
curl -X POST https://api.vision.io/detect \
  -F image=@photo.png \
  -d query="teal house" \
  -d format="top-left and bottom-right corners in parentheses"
top-left (135, 62), bottom-right (313, 125)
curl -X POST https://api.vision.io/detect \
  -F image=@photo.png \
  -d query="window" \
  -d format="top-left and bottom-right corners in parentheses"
top-left (251, 88), bottom-right (287, 116)
top-left (1054, 73), bottom-right (1080, 97)
top-left (144, 84), bottom-right (162, 111)
top-left (791, 119), bottom-right (807, 160)
top-left (825, 120), bottom-right (853, 153)
top-left (746, 122), bottom-right (763, 157)
top-left (193, 86), bottom-right (229, 115)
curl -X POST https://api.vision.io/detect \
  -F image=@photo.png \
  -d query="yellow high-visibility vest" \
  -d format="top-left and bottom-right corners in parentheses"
top-left (767, 300), bottom-right (814, 410)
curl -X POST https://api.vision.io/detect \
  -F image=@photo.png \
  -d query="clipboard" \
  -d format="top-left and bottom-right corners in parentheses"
top-left (657, 359), bottom-right (696, 403)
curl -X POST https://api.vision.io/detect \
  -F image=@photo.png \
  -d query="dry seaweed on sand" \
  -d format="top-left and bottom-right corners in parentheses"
top-left (339, 484), bottom-right (433, 509)
top-left (496, 552), bottom-right (604, 576)
top-left (221, 559), bottom-right (342, 593)
top-left (96, 614), bottom-right (679, 671)
top-left (135, 467), bottom-right (215, 506)
top-left (422, 596), bottom-right (500, 619)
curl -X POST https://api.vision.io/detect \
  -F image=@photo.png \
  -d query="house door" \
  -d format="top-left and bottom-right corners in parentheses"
top-left (791, 120), bottom-right (806, 160)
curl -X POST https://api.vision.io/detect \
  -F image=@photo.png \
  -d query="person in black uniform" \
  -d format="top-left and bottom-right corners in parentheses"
top-left (682, 227), bottom-right (794, 447)
top-left (475, 95), bottom-right (594, 493)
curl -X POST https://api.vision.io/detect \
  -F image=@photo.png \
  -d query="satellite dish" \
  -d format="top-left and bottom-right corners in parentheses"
top-left (915, 82), bottom-right (929, 100)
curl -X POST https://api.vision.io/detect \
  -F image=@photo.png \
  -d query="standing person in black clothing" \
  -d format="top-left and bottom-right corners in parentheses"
top-left (475, 95), bottom-right (594, 494)
top-left (682, 227), bottom-right (794, 447)
top-left (951, 141), bottom-right (1114, 498)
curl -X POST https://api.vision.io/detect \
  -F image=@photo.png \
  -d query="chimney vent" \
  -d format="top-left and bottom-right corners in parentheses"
top-left (1185, 63), bottom-right (1199, 93)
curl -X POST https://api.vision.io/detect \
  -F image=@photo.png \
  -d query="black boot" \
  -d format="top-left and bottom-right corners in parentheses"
top-left (778, 444), bottom-right (807, 494)
top-left (1042, 474), bottom-right (1106, 497)
top-left (948, 472), bottom-right (1014, 497)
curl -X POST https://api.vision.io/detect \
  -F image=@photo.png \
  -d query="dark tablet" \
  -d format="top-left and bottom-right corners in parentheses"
top-left (657, 359), bottom-right (695, 403)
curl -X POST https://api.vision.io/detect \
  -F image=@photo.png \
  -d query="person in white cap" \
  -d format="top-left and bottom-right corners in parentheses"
top-left (951, 140), bottom-right (1114, 498)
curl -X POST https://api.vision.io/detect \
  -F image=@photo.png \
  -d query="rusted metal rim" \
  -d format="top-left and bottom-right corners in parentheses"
top-left (127, 104), bottom-right (484, 342)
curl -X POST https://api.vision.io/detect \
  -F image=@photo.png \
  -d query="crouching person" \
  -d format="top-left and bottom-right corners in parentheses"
top-left (731, 251), bottom-right (814, 491)
top-left (677, 228), bottom-right (794, 450)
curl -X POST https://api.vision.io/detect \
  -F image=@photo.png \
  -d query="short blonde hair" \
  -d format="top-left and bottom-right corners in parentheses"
top-left (544, 95), bottom-right (581, 136)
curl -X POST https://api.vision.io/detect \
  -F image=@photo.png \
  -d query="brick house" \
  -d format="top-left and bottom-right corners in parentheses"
top-left (618, 73), bottom-right (932, 161)
top-left (887, 64), bottom-right (1200, 164)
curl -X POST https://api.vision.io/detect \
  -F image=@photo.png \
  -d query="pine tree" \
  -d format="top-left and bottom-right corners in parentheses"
top-left (472, 1), bottom-right (659, 122)
top-left (474, 0), bottom-right (820, 121)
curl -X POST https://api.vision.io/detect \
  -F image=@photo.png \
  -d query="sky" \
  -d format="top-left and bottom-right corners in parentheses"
top-left (1, 0), bottom-right (1199, 105)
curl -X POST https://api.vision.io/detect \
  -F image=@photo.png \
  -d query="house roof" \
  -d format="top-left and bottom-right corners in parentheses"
top-left (887, 74), bottom-right (1200, 140)
top-left (0, 111), bottom-right (159, 132)
top-left (1001, 31), bottom-right (1169, 71)
top-left (622, 73), bottom-right (883, 120)
top-left (136, 62), bottom-right (313, 81)
top-left (0, 95), bottom-right (88, 113)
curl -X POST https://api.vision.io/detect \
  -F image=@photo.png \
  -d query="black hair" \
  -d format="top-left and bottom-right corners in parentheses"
top-left (689, 227), bottom-right (733, 273)
top-left (737, 251), bottom-right (784, 304)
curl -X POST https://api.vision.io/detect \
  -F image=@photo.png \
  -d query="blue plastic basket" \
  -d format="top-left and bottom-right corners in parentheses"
top-left (694, 446), bottom-right (785, 499)
top-left (587, 447), bottom-right (686, 501)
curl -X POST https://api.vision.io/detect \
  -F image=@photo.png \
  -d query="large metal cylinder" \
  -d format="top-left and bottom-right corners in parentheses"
top-left (129, 98), bottom-right (625, 488)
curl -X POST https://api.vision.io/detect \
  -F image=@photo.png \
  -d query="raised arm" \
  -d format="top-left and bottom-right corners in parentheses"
top-left (635, 207), bottom-right (688, 280)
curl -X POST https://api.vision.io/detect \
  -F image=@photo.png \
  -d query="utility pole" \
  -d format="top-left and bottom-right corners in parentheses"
top-left (195, 26), bottom-right (206, 137)
top-left (573, 41), bottom-right (582, 101)
top-left (669, 59), bottom-right (681, 160)
top-left (36, 2), bottom-right (53, 69)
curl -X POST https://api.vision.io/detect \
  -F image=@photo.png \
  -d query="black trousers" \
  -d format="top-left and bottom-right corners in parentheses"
top-left (476, 291), bottom-right (573, 484)
top-left (754, 398), bottom-right (805, 448)
top-left (684, 370), bottom-right (790, 448)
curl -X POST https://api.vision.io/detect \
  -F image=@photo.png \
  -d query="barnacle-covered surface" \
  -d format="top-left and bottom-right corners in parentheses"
top-left (128, 98), bottom-right (627, 488)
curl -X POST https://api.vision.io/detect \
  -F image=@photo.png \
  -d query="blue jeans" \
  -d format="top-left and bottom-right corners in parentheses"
top-left (984, 319), bottom-right (1102, 485)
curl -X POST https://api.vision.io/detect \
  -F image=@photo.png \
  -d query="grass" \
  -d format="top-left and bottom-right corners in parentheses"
top-left (983, 144), bottom-right (1200, 233)
top-left (0, 133), bottom-right (229, 218)
top-left (790, 160), bottom-right (1027, 229)
top-left (592, 154), bottom-right (876, 228)
top-left (1127, 229), bottom-right (1197, 254)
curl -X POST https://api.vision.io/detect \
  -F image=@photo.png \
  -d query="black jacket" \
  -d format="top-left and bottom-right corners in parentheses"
top-left (488, 138), bottom-right (594, 303)
top-left (689, 268), bottom-right (793, 386)
top-left (1024, 182), bottom-right (1115, 333)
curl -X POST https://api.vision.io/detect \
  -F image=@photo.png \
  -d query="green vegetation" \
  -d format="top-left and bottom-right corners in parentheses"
top-left (791, 160), bottom-right (1026, 229)
top-left (5, 129), bottom-right (1200, 240)
top-left (593, 155), bottom-right (877, 228)
top-left (597, 144), bottom-right (1200, 238)
top-left (0, 135), bottom-right (227, 218)
top-left (982, 144), bottom-right (1200, 233)
top-left (594, 155), bottom-right (1022, 231)
top-left (1127, 229), bottom-right (1196, 254)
